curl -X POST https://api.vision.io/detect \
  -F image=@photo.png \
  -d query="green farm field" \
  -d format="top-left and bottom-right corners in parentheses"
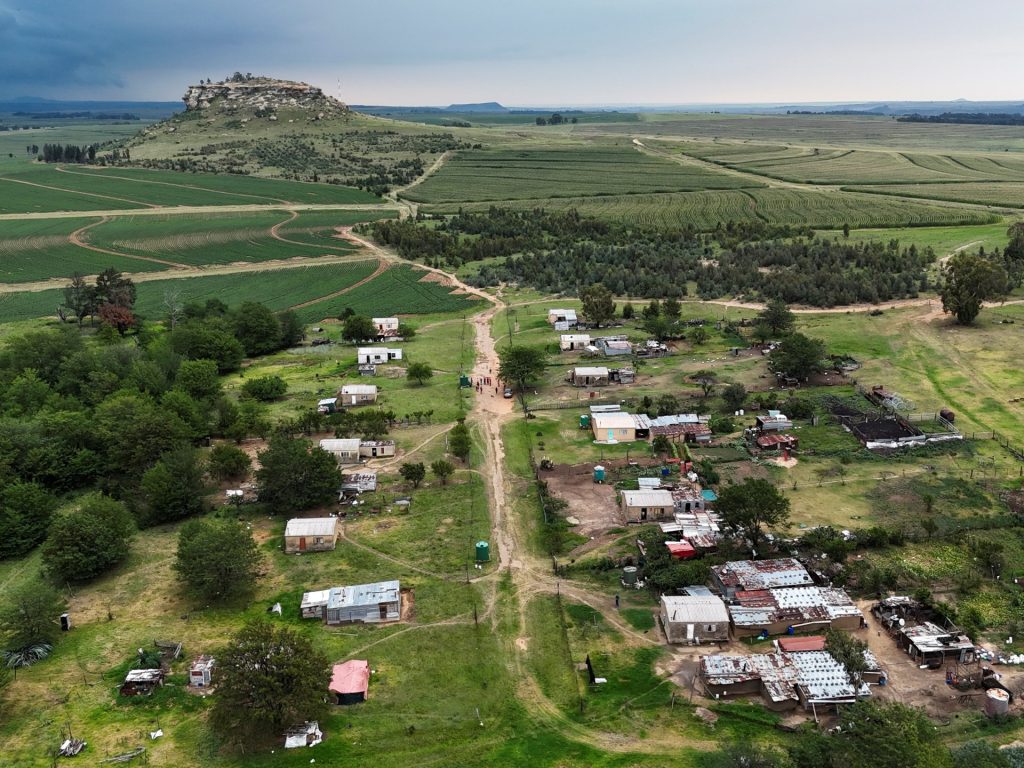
top-left (424, 186), bottom-right (997, 229)
top-left (402, 144), bottom-right (760, 204)
top-left (854, 181), bottom-right (1024, 208)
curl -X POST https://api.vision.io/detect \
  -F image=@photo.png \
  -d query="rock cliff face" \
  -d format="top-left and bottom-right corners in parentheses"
top-left (181, 79), bottom-right (347, 115)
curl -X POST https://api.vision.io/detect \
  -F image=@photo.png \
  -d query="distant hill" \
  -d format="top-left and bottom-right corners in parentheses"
top-left (445, 102), bottom-right (507, 113)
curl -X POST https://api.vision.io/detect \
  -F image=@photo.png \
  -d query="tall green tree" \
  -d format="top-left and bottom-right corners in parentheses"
top-left (62, 273), bottom-right (97, 326)
top-left (772, 332), bottom-right (826, 380)
top-left (399, 462), bottom-right (426, 488)
top-left (449, 420), bottom-right (472, 462)
top-left (210, 621), bottom-right (329, 747)
top-left (42, 494), bottom-right (135, 582)
top-left (174, 518), bottom-right (263, 602)
top-left (406, 361), bottom-right (434, 385)
top-left (342, 315), bottom-right (377, 343)
top-left (139, 447), bottom-right (205, 526)
top-left (255, 437), bottom-right (341, 514)
top-left (207, 443), bottom-right (252, 481)
top-left (175, 359), bottom-right (222, 400)
top-left (940, 251), bottom-right (1008, 325)
top-left (0, 482), bottom-right (59, 559)
top-left (825, 628), bottom-right (869, 688)
top-left (722, 382), bottom-right (747, 412)
top-left (715, 478), bottom-right (790, 552)
top-left (431, 459), bottom-right (455, 485)
top-left (579, 284), bottom-right (615, 326)
top-left (757, 299), bottom-right (795, 335)
top-left (233, 302), bottom-right (282, 356)
top-left (0, 578), bottom-right (66, 652)
top-left (277, 309), bottom-right (304, 348)
top-left (94, 268), bottom-right (136, 309)
top-left (498, 345), bottom-right (547, 403)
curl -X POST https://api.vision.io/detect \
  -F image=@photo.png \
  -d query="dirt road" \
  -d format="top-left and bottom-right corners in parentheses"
top-left (0, 201), bottom-right (400, 222)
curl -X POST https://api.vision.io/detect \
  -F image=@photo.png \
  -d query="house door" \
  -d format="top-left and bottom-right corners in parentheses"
top-left (379, 603), bottom-right (388, 620)
top-left (299, 537), bottom-right (306, 551)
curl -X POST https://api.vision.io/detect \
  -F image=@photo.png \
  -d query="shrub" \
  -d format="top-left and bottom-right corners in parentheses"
top-left (240, 375), bottom-right (287, 401)
top-left (42, 494), bottom-right (134, 582)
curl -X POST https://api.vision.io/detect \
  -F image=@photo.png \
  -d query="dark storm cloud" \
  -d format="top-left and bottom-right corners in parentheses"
top-left (2, 1), bottom-right (1022, 104)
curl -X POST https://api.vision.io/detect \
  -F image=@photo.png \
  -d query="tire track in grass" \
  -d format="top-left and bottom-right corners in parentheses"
top-left (286, 256), bottom-right (390, 311)
top-left (0, 175), bottom-right (160, 209)
top-left (54, 166), bottom-right (291, 204)
top-left (69, 217), bottom-right (191, 269)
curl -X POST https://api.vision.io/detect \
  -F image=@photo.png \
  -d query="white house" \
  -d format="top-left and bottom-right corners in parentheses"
top-left (338, 384), bottom-right (378, 406)
top-left (547, 308), bottom-right (578, 330)
top-left (372, 317), bottom-right (400, 336)
top-left (358, 347), bottom-right (403, 365)
top-left (319, 438), bottom-right (361, 464)
top-left (560, 333), bottom-right (591, 351)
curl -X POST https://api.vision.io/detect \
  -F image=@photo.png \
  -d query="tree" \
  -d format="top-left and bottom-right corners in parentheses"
top-left (406, 361), bottom-right (434, 385)
top-left (397, 322), bottom-right (417, 340)
top-left (843, 222), bottom-right (851, 238)
top-left (651, 435), bottom-right (673, 456)
top-left (0, 482), bottom-right (59, 559)
top-left (399, 462), bottom-right (426, 488)
top-left (722, 382), bottom-right (747, 412)
top-left (621, 302), bottom-right (635, 320)
top-left (825, 628), bottom-right (869, 689)
top-left (42, 494), bottom-right (135, 582)
top-left (94, 267), bottom-right (136, 309)
top-left (174, 518), bottom-right (263, 601)
top-left (757, 299), bottom-right (795, 335)
top-left (449, 420), bottom-right (472, 461)
top-left (689, 326), bottom-right (708, 345)
top-left (170, 321), bottom-right (245, 372)
top-left (97, 303), bottom-right (135, 336)
top-left (255, 437), bottom-right (341, 514)
top-left (693, 371), bottom-right (717, 399)
top-left (580, 284), bottom-right (615, 326)
top-left (63, 273), bottom-right (97, 326)
top-left (716, 478), bottom-right (790, 552)
top-left (655, 393), bottom-right (679, 416)
top-left (139, 447), bottom-right (205, 526)
top-left (277, 310), bottom-right (304, 348)
top-left (208, 443), bottom-right (252, 481)
top-left (233, 302), bottom-right (282, 356)
top-left (772, 332), bottom-right (826, 380)
top-left (498, 345), bottom-right (547, 401)
top-left (940, 251), bottom-right (1008, 325)
top-left (210, 621), bottom-right (328, 747)
top-left (662, 297), bottom-right (681, 320)
top-left (0, 579), bottom-right (66, 653)
top-left (431, 459), bottom-right (455, 485)
top-left (342, 315), bottom-right (377, 343)
top-left (241, 375), bottom-right (287, 401)
top-left (175, 358), bottom-right (222, 400)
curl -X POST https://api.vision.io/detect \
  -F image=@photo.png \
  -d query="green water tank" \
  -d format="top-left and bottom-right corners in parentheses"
top-left (580, 414), bottom-right (591, 429)
top-left (476, 541), bottom-right (490, 562)
top-left (593, 465), bottom-right (606, 483)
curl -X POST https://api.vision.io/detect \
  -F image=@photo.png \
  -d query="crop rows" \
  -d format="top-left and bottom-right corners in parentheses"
top-left (424, 188), bottom-right (995, 230)
top-left (403, 145), bottom-right (758, 204)
top-left (853, 182), bottom-right (1024, 209)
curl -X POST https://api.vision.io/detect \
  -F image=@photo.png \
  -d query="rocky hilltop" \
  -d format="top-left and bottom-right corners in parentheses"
top-left (181, 77), bottom-right (348, 117)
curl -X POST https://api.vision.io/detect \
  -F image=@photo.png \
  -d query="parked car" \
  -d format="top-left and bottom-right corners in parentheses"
top-left (503, 387), bottom-right (513, 399)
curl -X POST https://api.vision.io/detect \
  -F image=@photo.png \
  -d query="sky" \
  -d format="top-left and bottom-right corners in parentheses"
top-left (2, 0), bottom-right (1023, 105)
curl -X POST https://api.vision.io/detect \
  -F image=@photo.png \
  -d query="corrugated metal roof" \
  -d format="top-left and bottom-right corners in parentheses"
top-left (662, 595), bottom-right (728, 624)
top-left (777, 636), bottom-right (827, 653)
top-left (340, 384), bottom-right (378, 395)
top-left (729, 586), bottom-right (862, 627)
top-left (320, 439), bottom-right (361, 452)
top-left (592, 412), bottom-right (636, 429)
top-left (285, 518), bottom-right (338, 538)
top-left (622, 489), bottom-right (674, 507)
top-left (327, 580), bottom-right (401, 609)
top-left (561, 334), bottom-right (590, 342)
top-left (574, 366), bottom-right (609, 377)
top-left (301, 589), bottom-right (331, 609)
top-left (712, 558), bottom-right (814, 590)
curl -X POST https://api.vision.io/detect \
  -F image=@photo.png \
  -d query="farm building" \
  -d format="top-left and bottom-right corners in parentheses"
top-left (284, 517), bottom-right (339, 554)
top-left (711, 559), bottom-right (814, 598)
top-left (866, 384), bottom-right (902, 410)
top-left (661, 595), bottom-right (730, 644)
top-left (727, 586), bottom-right (863, 638)
top-left (595, 336), bottom-right (632, 357)
top-left (621, 489), bottom-right (675, 523)
top-left (319, 438), bottom-right (361, 464)
top-left (373, 317), bottom-right (400, 336)
top-left (756, 411), bottom-right (793, 432)
top-left (338, 384), bottom-right (378, 406)
top-left (649, 414), bottom-right (712, 444)
top-left (340, 470), bottom-right (377, 496)
top-left (327, 580), bottom-right (402, 625)
top-left (569, 366), bottom-right (610, 387)
top-left (329, 660), bottom-right (370, 705)
top-left (547, 308), bottom-right (578, 330)
top-left (895, 622), bottom-right (976, 665)
top-left (592, 411), bottom-right (638, 443)
top-left (300, 589), bottom-right (332, 619)
top-left (189, 656), bottom-right (215, 687)
top-left (700, 650), bottom-right (879, 712)
top-left (359, 440), bottom-right (396, 458)
top-left (358, 347), bottom-right (403, 365)
top-left (671, 485), bottom-right (707, 514)
top-left (120, 669), bottom-right (164, 697)
top-left (560, 333), bottom-right (591, 351)
top-left (317, 397), bottom-right (338, 414)
top-left (756, 433), bottom-right (799, 452)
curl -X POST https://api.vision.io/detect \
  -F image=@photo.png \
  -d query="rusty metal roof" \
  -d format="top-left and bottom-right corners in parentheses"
top-left (712, 558), bottom-right (813, 591)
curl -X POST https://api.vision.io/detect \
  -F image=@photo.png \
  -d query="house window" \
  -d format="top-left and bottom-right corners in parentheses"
top-left (707, 625), bottom-right (716, 632)
top-left (315, 537), bottom-right (324, 545)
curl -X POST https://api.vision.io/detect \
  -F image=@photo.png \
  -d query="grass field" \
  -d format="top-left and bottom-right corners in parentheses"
top-left (423, 187), bottom-right (997, 229)
top-left (403, 144), bottom-right (760, 204)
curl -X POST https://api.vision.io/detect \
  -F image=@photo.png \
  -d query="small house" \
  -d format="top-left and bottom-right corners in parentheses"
top-left (727, 586), bottom-right (863, 638)
top-left (596, 336), bottom-right (632, 357)
top-left (661, 595), bottom-right (729, 644)
top-left (372, 317), bottom-right (400, 337)
top-left (319, 438), bottom-right (361, 464)
top-left (560, 333), bottom-right (591, 351)
top-left (189, 655), bottom-right (215, 687)
top-left (756, 411), bottom-right (793, 432)
top-left (358, 347), bottom-right (402, 365)
top-left (284, 517), bottom-right (339, 554)
top-left (325, 580), bottom-right (402, 625)
top-left (666, 541), bottom-right (697, 560)
top-left (896, 621), bottom-right (976, 665)
top-left (338, 384), bottom-right (378, 407)
top-left (300, 589), bottom-right (332, 620)
top-left (621, 489), bottom-right (675, 523)
top-left (710, 558), bottom-right (814, 598)
top-left (120, 668), bottom-right (164, 697)
top-left (317, 398), bottom-right (338, 415)
top-left (329, 660), bottom-right (370, 705)
top-left (340, 471), bottom-right (377, 496)
top-left (283, 722), bottom-right (322, 749)
top-left (547, 308), bottom-right (578, 330)
top-left (756, 433), bottom-right (799, 452)
top-left (591, 411), bottom-right (637, 443)
top-left (569, 366), bottom-right (610, 388)
top-left (610, 367), bottom-right (634, 384)
top-left (359, 440), bottom-right (396, 459)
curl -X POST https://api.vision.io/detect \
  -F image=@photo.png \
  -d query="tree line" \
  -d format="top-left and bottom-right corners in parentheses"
top-left (38, 143), bottom-right (99, 163)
